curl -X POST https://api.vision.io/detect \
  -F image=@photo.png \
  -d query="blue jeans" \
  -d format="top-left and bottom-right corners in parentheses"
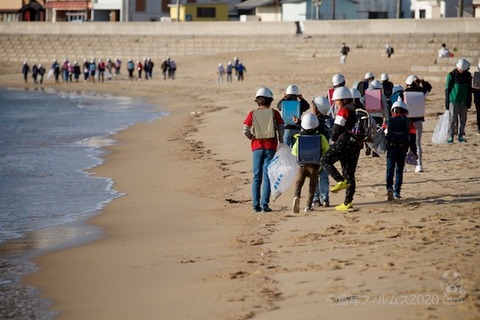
top-left (386, 148), bottom-right (407, 195)
top-left (313, 167), bottom-right (330, 203)
top-left (252, 148), bottom-right (276, 209)
top-left (284, 127), bottom-right (300, 148)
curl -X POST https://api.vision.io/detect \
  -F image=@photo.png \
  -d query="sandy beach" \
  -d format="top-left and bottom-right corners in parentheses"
top-left (1, 47), bottom-right (479, 319)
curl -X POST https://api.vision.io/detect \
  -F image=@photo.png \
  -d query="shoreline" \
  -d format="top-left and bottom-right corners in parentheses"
top-left (1, 49), bottom-right (480, 319)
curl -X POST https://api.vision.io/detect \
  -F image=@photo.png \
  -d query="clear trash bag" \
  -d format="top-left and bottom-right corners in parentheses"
top-left (432, 111), bottom-right (450, 144)
top-left (267, 143), bottom-right (298, 202)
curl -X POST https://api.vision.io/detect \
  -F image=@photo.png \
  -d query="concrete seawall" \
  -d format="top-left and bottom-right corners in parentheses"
top-left (1, 18), bottom-right (480, 36)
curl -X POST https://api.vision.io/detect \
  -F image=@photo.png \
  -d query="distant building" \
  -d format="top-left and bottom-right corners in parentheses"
top-left (0, 0), bottom-right (45, 22)
top-left (236, 0), bottom-right (478, 21)
top-left (44, 0), bottom-right (91, 22)
top-left (411, 0), bottom-right (474, 19)
top-left (168, 3), bottom-right (229, 22)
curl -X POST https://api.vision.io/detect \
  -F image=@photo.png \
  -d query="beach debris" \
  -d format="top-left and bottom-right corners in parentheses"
top-left (228, 271), bottom-right (248, 279)
top-left (180, 259), bottom-right (196, 264)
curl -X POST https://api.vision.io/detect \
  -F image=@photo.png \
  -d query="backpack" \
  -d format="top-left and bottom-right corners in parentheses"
top-left (350, 109), bottom-right (376, 142)
top-left (280, 100), bottom-right (301, 126)
top-left (353, 80), bottom-right (368, 97)
top-left (472, 71), bottom-right (480, 89)
top-left (382, 81), bottom-right (394, 98)
top-left (296, 135), bottom-right (322, 165)
top-left (252, 109), bottom-right (276, 139)
top-left (386, 116), bottom-right (410, 148)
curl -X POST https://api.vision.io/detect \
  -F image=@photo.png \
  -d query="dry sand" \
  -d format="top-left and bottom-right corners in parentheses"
top-left (1, 49), bottom-right (479, 319)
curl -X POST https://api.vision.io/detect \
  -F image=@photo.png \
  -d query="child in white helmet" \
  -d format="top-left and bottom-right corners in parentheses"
top-left (380, 73), bottom-right (394, 108)
top-left (404, 74), bottom-right (432, 172)
top-left (312, 96), bottom-right (332, 207)
top-left (243, 87), bottom-right (285, 213)
top-left (291, 112), bottom-right (330, 213)
top-left (320, 87), bottom-right (362, 211)
top-left (382, 97), bottom-right (417, 201)
top-left (277, 84), bottom-right (311, 147)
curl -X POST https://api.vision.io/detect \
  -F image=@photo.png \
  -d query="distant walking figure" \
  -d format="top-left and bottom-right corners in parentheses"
top-left (340, 43), bottom-right (350, 64)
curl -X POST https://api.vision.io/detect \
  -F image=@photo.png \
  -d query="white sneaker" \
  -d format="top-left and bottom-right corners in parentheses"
top-left (415, 165), bottom-right (423, 173)
top-left (292, 197), bottom-right (300, 214)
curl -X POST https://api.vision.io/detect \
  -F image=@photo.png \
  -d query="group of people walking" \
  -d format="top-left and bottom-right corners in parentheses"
top-left (21, 56), bottom-right (178, 84)
top-left (216, 57), bottom-right (246, 84)
top-left (243, 57), bottom-right (479, 214)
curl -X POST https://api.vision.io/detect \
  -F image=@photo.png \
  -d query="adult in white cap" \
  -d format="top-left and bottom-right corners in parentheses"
top-left (277, 84), bottom-right (311, 147)
top-left (445, 58), bottom-right (473, 143)
top-left (404, 74), bottom-right (432, 173)
top-left (242, 87), bottom-right (285, 213)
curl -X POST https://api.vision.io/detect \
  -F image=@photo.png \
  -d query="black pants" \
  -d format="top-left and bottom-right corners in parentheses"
top-left (475, 100), bottom-right (480, 132)
top-left (321, 138), bottom-right (361, 205)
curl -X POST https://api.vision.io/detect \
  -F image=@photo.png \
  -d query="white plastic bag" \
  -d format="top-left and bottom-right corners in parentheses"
top-left (432, 111), bottom-right (450, 144)
top-left (267, 143), bottom-right (298, 201)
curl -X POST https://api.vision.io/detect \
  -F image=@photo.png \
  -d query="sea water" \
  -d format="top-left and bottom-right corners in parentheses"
top-left (0, 87), bottom-right (166, 318)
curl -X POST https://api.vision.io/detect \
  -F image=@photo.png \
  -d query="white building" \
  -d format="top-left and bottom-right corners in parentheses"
top-left (91, 0), bottom-right (243, 22)
top-left (411, 0), bottom-right (474, 19)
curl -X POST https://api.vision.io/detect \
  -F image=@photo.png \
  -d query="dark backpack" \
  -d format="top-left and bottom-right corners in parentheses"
top-left (386, 116), bottom-right (410, 148)
top-left (350, 109), bottom-right (376, 142)
top-left (297, 134), bottom-right (322, 165)
top-left (382, 81), bottom-right (394, 98)
top-left (353, 80), bottom-right (368, 97)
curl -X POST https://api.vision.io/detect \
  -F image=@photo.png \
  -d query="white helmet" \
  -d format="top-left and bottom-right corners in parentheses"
top-left (332, 86), bottom-right (353, 100)
top-left (301, 112), bottom-right (319, 130)
top-left (406, 75), bottom-right (418, 85)
top-left (380, 73), bottom-right (389, 81)
top-left (391, 96), bottom-right (408, 113)
top-left (313, 96), bottom-right (330, 116)
top-left (350, 88), bottom-right (362, 99)
top-left (365, 72), bottom-right (375, 79)
top-left (369, 80), bottom-right (382, 90)
top-left (456, 58), bottom-right (470, 71)
top-left (285, 84), bottom-right (300, 95)
top-left (392, 85), bottom-right (404, 94)
top-left (478, 62), bottom-right (480, 70)
top-left (332, 73), bottom-right (345, 86)
top-left (255, 87), bottom-right (273, 98)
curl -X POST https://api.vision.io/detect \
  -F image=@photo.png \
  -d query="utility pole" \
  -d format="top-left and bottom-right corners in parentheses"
top-left (332, 0), bottom-right (335, 20)
top-left (458, 0), bottom-right (464, 17)
top-left (85, 0), bottom-right (88, 21)
top-left (396, 0), bottom-right (402, 18)
top-left (275, 0), bottom-right (279, 21)
top-left (317, 0), bottom-right (321, 20)
top-left (177, 0), bottom-right (180, 22)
